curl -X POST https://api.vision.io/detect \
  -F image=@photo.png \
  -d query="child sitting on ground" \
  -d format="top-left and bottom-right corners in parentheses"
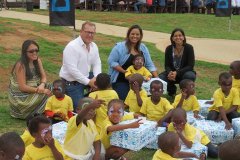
top-left (45, 79), bottom-right (73, 124)
top-left (100, 99), bottom-right (142, 160)
top-left (230, 60), bottom-right (240, 96)
top-left (125, 54), bottom-right (152, 81)
top-left (21, 114), bottom-right (39, 147)
top-left (89, 73), bottom-right (119, 133)
top-left (172, 79), bottom-right (201, 118)
top-left (63, 97), bottom-right (105, 160)
top-left (23, 116), bottom-right (66, 160)
top-left (207, 72), bottom-right (240, 130)
top-left (168, 108), bottom-right (218, 158)
top-left (0, 132), bottom-right (25, 160)
top-left (125, 73), bottom-right (148, 113)
top-left (140, 80), bottom-right (173, 126)
top-left (152, 131), bottom-right (181, 160)
top-left (219, 139), bottom-right (240, 160)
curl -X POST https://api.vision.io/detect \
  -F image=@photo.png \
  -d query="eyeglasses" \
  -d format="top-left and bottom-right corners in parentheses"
top-left (83, 30), bottom-right (96, 35)
top-left (27, 49), bottom-right (39, 54)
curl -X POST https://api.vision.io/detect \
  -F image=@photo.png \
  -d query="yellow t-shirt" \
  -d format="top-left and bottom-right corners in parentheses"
top-left (168, 123), bottom-right (210, 145)
top-left (209, 88), bottom-right (240, 112)
top-left (125, 65), bottom-right (152, 79)
top-left (89, 90), bottom-right (119, 133)
top-left (64, 116), bottom-right (100, 156)
top-left (21, 129), bottom-right (35, 147)
top-left (45, 95), bottom-right (73, 120)
top-left (125, 89), bottom-right (148, 113)
top-left (172, 94), bottom-right (200, 112)
top-left (100, 113), bottom-right (134, 149)
top-left (23, 139), bottom-right (70, 160)
top-left (140, 97), bottom-right (173, 121)
top-left (152, 150), bottom-right (178, 160)
top-left (233, 77), bottom-right (240, 96)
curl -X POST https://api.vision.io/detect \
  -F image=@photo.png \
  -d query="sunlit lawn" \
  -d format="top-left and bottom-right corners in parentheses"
top-left (0, 17), bottom-right (227, 159)
top-left (13, 8), bottom-right (240, 40)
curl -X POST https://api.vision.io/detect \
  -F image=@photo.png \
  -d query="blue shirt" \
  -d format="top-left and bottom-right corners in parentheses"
top-left (108, 41), bottom-right (156, 83)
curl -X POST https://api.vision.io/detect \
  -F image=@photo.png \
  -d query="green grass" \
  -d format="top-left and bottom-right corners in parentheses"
top-left (13, 8), bottom-right (240, 40)
top-left (0, 17), bottom-right (226, 159)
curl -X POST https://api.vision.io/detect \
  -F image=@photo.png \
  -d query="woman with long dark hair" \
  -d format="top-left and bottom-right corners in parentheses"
top-left (108, 25), bottom-right (158, 100)
top-left (159, 28), bottom-right (196, 97)
top-left (9, 40), bottom-right (51, 119)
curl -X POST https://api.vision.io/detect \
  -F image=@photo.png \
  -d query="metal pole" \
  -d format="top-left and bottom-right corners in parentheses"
top-left (73, 28), bottom-right (78, 39)
top-left (175, 0), bottom-right (176, 13)
top-left (228, 14), bottom-right (232, 32)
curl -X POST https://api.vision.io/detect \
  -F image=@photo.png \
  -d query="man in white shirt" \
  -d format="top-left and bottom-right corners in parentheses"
top-left (60, 21), bottom-right (102, 111)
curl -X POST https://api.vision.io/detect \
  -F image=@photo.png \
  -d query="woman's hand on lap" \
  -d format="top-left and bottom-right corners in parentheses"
top-left (37, 84), bottom-right (45, 93)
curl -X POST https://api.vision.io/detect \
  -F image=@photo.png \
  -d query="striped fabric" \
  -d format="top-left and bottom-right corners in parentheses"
top-left (8, 68), bottom-right (51, 119)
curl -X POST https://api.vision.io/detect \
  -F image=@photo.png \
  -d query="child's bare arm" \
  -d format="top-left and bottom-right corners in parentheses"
top-left (132, 81), bottom-right (143, 106)
top-left (157, 110), bottom-right (173, 126)
top-left (176, 90), bottom-right (187, 108)
top-left (136, 91), bottom-right (143, 107)
top-left (219, 107), bottom-right (232, 130)
top-left (76, 99), bottom-right (104, 126)
top-left (174, 151), bottom-right (198, 159)
top-left (107, 119), bottom-right (142, 132)
top-left (225, 105), bottom-right (238, 114)
top-left (46, 138), bottom-right (64, 160)
top-left (178, 132), bottom-right (193, 148)
top-left (93, 140), bottom-right (101, 160)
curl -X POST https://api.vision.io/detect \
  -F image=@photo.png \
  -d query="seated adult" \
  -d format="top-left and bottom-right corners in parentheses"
top-left (9, 40), bottom-right (51, 119)
top-left (159, 28), bottom-right (196, 97)
top-left (59, 21), bottom-right (101, 111)
top-left (108, 24), bottom-right (158, 101)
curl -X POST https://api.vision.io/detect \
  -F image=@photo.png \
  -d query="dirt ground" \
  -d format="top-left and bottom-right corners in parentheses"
top-left (0, 19), bottom-right (72, 91)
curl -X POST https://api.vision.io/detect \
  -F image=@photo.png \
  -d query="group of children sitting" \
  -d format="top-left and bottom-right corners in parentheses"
top-left (4, 59), bottom-right (240, 160)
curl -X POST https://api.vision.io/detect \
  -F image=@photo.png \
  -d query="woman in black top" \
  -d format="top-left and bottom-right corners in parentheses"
top-left (159, 28), bottom-right (196, 97)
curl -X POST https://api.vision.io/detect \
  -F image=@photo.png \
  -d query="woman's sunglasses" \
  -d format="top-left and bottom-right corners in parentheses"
top-left (27, 49), bottom-right (39, 54)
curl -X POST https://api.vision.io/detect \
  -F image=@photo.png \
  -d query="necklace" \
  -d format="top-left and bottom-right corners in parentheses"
top-left (172, 46), bottom-right (184, 71)
top-left (174, 46), bottom-right (184, 57)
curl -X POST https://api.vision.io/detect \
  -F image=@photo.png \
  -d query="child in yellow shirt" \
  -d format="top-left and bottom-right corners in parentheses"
top-left (21, 114), bottom-right (38, 147)
top-left (219, 139), bottom-right (240, 160)
top-left (23, 116), bottom-right (66, 160)
top-left (63, 97), bottom-right (105, 160)
top-left (172, 79), bottom-right (200, 118)
top-left (152, 131), bottom-right (180, 160)
top-left (125, 73), bottom-right (148, 113)
top-left (168, 108), bottom-right (218, 158)
top-left (140, 80), bottom-right (173, 126)
top-left (0, 132), bottom-right (25, 160)
top-left (230, 60), bottom-right (240, 96)
top-left (125, 54), bottom-right (152, 81)
top-left (100, 99), bottom-right (141, 160)
top-left (89, 73), bottom-right (119, 133)
top-left (207, 72), bottom-right (240, 130)
top-left (45, 79), bottom-right (73, 124)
